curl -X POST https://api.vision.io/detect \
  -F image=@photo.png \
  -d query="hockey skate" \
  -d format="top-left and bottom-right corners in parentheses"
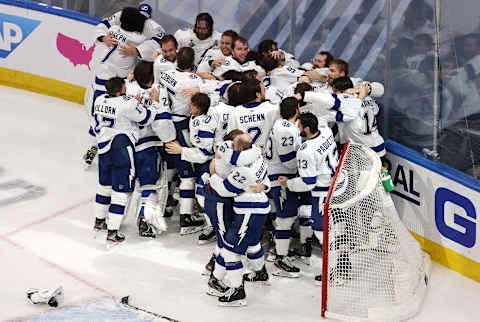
top-left (180, 214), bottom-right (204, 235)
top-left (198, 225), bottom-right (216, 245)
top-left (202, 253), bottom-right (216, 276)
top-left (106, 229), bottom-right (125, 249)
top-left (292, 238), bottom-right (313, 266)
top-left (93, 217), bottom-right (107, 239)
top-left (243, 265), bottom-right (270, 285)
top-left (27, 286), bottom-right (64, 307)
top-left (207, 274), bottom-right (229, 297)
top-left (218, 283), bottom-right (246, 307)
top-left (273, 256), bottom-right (300, 278)
top-left (83, 145), bottom-right (97, 169)
top-left (137, 216), bottom-right (156, 238)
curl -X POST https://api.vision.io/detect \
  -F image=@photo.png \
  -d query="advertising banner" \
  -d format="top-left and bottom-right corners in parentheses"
top-left (385, 140), bottom-right (480, 281)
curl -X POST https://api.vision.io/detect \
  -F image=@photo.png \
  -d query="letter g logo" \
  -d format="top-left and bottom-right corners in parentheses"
top-left (435, 187), bottom-right (476, 248)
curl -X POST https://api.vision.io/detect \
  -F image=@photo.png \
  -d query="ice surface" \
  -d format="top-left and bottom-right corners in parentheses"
top-left (0, 85), bottom-right (478, 322)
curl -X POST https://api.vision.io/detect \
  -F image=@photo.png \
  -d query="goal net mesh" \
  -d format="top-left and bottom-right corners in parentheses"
top-left (322, 143), bottom-right (428, 322)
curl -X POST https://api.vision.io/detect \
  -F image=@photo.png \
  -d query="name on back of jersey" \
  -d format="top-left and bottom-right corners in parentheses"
top-left (239, 113), bottom-right (265, 124)
top-left (107, 30), bottom-right (127, 43)
top-left (160, 72), bottom-right (177, 87)
top-left (94, 103), bottom-right (116, 116)
top-left (317, 134), bottom-right (335, 154)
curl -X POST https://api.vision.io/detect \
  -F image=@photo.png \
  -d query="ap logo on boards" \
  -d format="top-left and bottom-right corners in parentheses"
top-left (0, 12), bottom-right (41, 58)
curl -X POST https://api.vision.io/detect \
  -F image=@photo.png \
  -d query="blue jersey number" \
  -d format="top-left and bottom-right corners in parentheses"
top-left (94, 115), bottom-right (115, 134)
top-left (247, 127), bottom-right (261, 144)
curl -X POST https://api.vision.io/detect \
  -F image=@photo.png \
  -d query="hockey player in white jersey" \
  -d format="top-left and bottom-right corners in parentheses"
top-left (165, 93), bottom-right (216, 238)
top-left (300, 77), bottom-right (385, 158)
top-left (157, 47), bottom-right (205, 234)
top-left (265, 97), bottom-right (302, 277)
top-left (212, 37), bottom-right (265, 78)
top-left (208, 82), bottom-right (240, 147)
top-left (278, 113), bottom-right (339, 282)
top-left (84, 6), bottom-right (164, 168)
top-left (226, 78), bottom-right (280, 148)
top-left (125, 61), bottom-right (176, 237)
top-left (153, 35), bottom-right (178, 82)
top-left (261, 52), bottom-right (304, 92)
top-left (174, 13), bottom-right (222, 67)
top-left (257, 39), bottom-right (300, 68)
top-left (92, 77), bottom-right (156, 246)
top-left (197, 30), bottom-right (238, 77)
top-left (209, 134), bottom-right (271, 306)
top-left (300, 51), bottom-right (333, 71)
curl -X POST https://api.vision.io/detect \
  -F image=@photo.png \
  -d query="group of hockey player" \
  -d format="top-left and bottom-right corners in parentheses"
top-left (85, 4), bottom-right (387, 306)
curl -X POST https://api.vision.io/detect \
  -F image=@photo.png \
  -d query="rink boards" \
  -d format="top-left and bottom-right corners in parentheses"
top-left (385, 140), bottom-right (480, 282)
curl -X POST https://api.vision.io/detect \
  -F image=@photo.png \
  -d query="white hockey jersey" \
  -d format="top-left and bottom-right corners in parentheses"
top-left (125, 81), bottom-right (176, 151)
top-left (213, 56), bottom-right (265, 78)
top-left (157, 69), bottom-right (203, 121)
top-left (91, 94), bottom-right (155, 154)
top-left (226, 101), bottom-right (280, 148)
top-left (287, 127), bottom-right (338, 197)
top-left (196, 47), bottom-right (228, 73)
top-left (153, 54), bottom-right (177, 83)
top-left (181, 114), bottom-right (217, 164)
top-left (210, 155), bottom-right (271, 215)
top-left (214, 141), bottom-right (262, 179)
top-left (174, 28), bottom-right (221, 66)
top-left (265, 119), bottom-right (302, 187)
top-left (208, 102), bottom-right (235, 146)
top-left (269, 65), bottom-right (304, 91)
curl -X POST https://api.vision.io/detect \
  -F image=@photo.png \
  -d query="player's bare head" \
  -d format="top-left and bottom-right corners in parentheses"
top-left (316, 51), bottom-right (334, 68)
top-left (258, 39), bottom-right (278, 57)
top-left (260, 54), bottom-right (279, 73)
top-left (106, 77), bottom-right (125, 97)
top-left (221, 30), bottom-right (238, 56)
top-left (332, 77), bottom-right (353, 93)
top-left (294, 82), bottom-right (313, 107)
top-left (227, 82), bottom-right (243, 106)
top-left (234, 134), bottom-right (253, 151)
top-left (299, 112), bottom-right (319, 137)
top-left (190, 93), bottom-right (210, 115)
top-left (280, 97), bottom-right (299, 120)
top-left (160, 35), bottom-right (178, 62)
top-left (177, 47), bottom-right (195, 71)
top-left (241, 69), bottom-right (259, 82)
top-left (221, 70), bottom-right (243, 82)
top-left (328, 59), bottom-right (349, 84)
top-left (232, 36), bottom-right (249, 63)
top-left (120, 7), bottom-right (147, 33)
top-left (133, 61), bottom-right (154, 87)
top-left (195, 12), bottom-right (214, 40)
top-left (242, 79), bottom-right (263, 103)
top-left (223, 129), bottom-right (244, 142)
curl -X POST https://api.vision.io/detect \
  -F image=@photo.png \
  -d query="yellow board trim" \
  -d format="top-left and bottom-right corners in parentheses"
top-left (410, 231), bottom-right (480, 282)
top-left (0, 67), bottom-right (85, 104)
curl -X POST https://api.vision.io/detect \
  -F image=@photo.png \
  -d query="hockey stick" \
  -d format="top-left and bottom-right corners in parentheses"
top-left (120, 296), bottom-right (180, 322)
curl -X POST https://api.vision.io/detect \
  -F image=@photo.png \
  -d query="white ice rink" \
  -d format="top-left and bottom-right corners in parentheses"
top-left (0, 85), bottom-right (479, 322)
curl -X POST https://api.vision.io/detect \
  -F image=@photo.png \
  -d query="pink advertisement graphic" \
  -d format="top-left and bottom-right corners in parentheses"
top-left (56, 33), bottom-right (95, 70)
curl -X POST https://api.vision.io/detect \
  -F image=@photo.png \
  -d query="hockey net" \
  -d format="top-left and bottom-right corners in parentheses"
top-left (321, 142), bottom-right (429, 322)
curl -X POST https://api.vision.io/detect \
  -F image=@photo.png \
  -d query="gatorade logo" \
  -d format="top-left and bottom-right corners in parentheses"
top-left (0, 13), bottom-right (41, 58)
top-left (435, 187), bottom-right (476, 248)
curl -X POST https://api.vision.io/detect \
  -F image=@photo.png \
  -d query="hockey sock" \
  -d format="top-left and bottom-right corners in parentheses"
top-left (108, 192), bottom-right (130, 230)
top-left (213, 253), bottom-right (226, 280)
top-left (299, 218), bottom-right (313, 244)
top-left (246, 243), bottom-right (264, 271)
top-left (179, 178), bottom-right (195, 215)
top-left (275, 217), bottom-right (296, 256)
top-left (95, 185), bottom-right (112, 220)
top-left (222, 250), bottom-right (243, 288)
